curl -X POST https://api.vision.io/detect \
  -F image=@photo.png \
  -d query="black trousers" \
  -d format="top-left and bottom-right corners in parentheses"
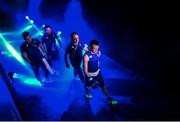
top-left (31, 60), bottom-right (49, 81)
top-left (85, 72), bottom-right (105, 88)
top-left (70, 58), bottom-right (84, 82)
top-left (73, 66), bottom-right (84, 82)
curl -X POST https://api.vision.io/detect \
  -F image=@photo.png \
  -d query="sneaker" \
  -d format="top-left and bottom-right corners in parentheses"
top-left (110, 100), bottom-right (118, 105)
top-left (86, 93), bottom-right (93, 99)
top-left (107, 97), bottom-right (118, 105)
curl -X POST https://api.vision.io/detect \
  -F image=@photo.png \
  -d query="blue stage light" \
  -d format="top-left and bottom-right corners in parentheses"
top-left (25, 16), bottom-right (29, 20)
top-left (30, 20), bottom-right (34, 24)
top-left (57, 31), bottom-right (62, 36)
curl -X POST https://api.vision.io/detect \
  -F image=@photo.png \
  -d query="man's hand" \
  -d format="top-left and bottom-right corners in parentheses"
top-left (22, 52), bottom-right (31, 64)
top-left (83, 47), bottom-right (88, 52)
top-left (88, 77), bottom-right (93, 81)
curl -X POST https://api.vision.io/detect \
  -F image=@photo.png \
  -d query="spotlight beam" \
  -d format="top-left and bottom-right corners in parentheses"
top-left (0, 34), bottom-right (26, 66)
top-left (25, 16), bottom-right (43, 36)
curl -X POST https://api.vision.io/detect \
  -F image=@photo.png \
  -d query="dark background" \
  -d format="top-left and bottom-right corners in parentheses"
top-left (0, 0), bottom-right (180, 98)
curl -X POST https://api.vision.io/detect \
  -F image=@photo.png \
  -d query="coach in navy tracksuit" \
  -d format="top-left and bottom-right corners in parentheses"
top-left (64, 32), bottom-right (88, 82)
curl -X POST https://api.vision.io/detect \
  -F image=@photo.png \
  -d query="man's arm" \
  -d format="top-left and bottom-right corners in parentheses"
top-left (35, 39), bottom-right (43, 49)
top-left (22, 52), bottom-right (31, 64)
top-left (55, 33), bottom-right (62, 47)
top-left (64, 47), bottom-right (70, 68)
top-left (36, 39), bottom-right (47, 58)
top-left (57, 38), bottom-right (62, 47)
top-left (39, 42), bottom-right (43, 49)
top-left (39, 41), bottom-right (47, 54)
top-left (83, 44), bottom-right (88, 52)
top-left (41, 37), bottom-right (47, 53)
top-left (42, 43), bottom-right (47, 53)
top-left (84, 54), bottom-right (89, 77)
top-left (20, 45), bottom-right (31, 64)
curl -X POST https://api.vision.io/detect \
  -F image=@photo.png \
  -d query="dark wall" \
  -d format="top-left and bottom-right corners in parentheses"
top-left (80, 0), bottom-right (180, 94)
top-left (0, 0), bottom-right (29, 31)
top-left (0, 10), bottom-right (15, 31)
top-left (0, 0), bottom-right (68, 31)
top-left (40, 0), bottom-right (68, 22)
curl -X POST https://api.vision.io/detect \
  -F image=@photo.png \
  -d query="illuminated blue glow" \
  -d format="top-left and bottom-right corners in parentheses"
top-left (25, 16), bottom-right (29, 20)
top-left (32, 30), bottom-right (44, 37)
top-left (60, 0), bottom-right (97, 43)
top-left (0, 34), bottom-right (26, 66)
top-left (1, 24), bottom-right (33, 36)
top-left (30, 20), bottom-right (34, 24)
top-left (13, 73), bottom-right (41, 87)
top-left (57, 31), bottom-right (62, 36)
